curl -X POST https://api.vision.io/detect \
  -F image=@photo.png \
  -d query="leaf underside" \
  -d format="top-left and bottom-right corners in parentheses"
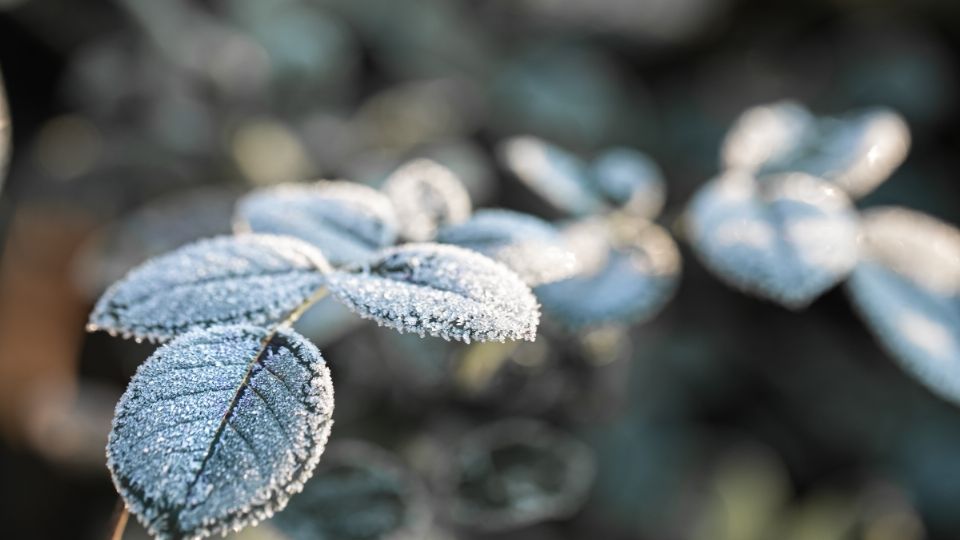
top-left (88, 234), bottom-right (329, 342)
top-left (382, 158), bottom-right (472, 242)
top-left (107, 325), bottom-right (334, 540)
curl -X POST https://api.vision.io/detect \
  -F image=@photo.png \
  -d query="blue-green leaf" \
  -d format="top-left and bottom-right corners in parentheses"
top-left (381, 158), bottom-right (472, 242)
top-left (590, 147), bottom-right (665, 219)
top-left (107, 325), bottom-right (335, 540)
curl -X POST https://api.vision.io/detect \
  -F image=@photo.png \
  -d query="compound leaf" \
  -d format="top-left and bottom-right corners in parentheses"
top-left (235, 181), bottom-right (398, 266)
top-left (107, 325), bottom-right (335, 540)
top-left (88, 234), bottom-right (329, 342)
top-left (381, 158), bottom-right (472, 242)
top-left (685, 171), bottom-right (859, 308)
top-left (436, 209), bottom-right (578, 286)
top-left (327, 243), bottom-right (540, 343)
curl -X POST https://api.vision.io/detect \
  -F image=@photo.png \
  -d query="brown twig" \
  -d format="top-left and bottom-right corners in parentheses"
top-left (108, 498), bottom-right (129, 540)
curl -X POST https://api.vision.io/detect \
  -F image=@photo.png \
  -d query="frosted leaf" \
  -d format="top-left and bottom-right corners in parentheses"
top-left (381, 158), bottom-right (472, 242)
top-left (272, 440), bottom-right (433, 540)
top-left (448, 419), bottom-right (595, 532)
top-left (722, 102), bottom-right (910, 199)
top-left (589, 147), bottom-right (666, 219)
top-left (436, 209), bottom-right (579, 286)
top-left (107, 325), bottom-right (334, 540)
top-left (536, 217), bottom-right (680, 328)
top-left (498, 136), bottom-right (607, 217)
top-left (88, 234), bottom-right (329, 342)
top-left (0, 71), bottom-right (9, 189)
top-left (326, 243), bottom-right (540, 343)
top-left (235, 181), bottom-right (398, 266)
top-left (685, 171), bottom-right (859, 308)
top-left (847, 207), bottom-right (960, 404)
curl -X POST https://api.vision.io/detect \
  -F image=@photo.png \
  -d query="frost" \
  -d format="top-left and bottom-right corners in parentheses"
top-left (536, 217), bottom-right (680, 328)
top-left (106, 325), bottom-right (335, 540)
top-left (847, 207), bottom-right (960, 405)
top-left (0, 71), bottom-right (10, 189)
top-left (326, 243), bottom-right (540, 343)
top-left (722, 102), bottom-right (910, 199)
top-left (235, 180), bottom-right (398, 266)
top-left (88, 234), bottom-right (330, 342)
top-left (498, 136), bottom-right (607, 217)
top-left (589, 148), bottom-right (666, 219)
top-left (272, 440), bottom-right (433, 540)
top-left (436, 209), bottom-right (579, 286)
top-left (685, 171), bottom-right (859, 308)
top-left (381, 158), bottom-right (472, 242)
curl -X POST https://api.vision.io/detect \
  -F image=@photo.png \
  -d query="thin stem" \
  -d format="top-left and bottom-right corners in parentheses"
top-left (108, 498), bottom-right (129, 540)
top-left (282, 286), bottom-right (329, 328)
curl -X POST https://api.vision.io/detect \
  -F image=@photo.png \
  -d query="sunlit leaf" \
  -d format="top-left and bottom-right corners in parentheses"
top-left (326, 243), bottom-right (540, 343)
top-left (590, 147), bottom-right (665, 219)
top-left (685, 171), bottom-right (859, 308)
top-left (381, 158), bottom-right (472, 242)
top-left (436, 209), bottom-right (579, 286)
top-left (0, 70), bottom-right (10, 188)
top-left (107, 325), bottom-right (334, 540)
top-left (847, 207), bottom-right (960, 404)
top-left (722, 100), bottom-right (817, 174)
top-left (235, 181), bottom-right (398, 266)
top-left (88, 235), bottom-right (329, 342)
top-left (272, 440), bottom-right (433, 540)
top-left (498, 136), bottom-right (607, 216)
top-left (536, 216), bottom-right (680, 328)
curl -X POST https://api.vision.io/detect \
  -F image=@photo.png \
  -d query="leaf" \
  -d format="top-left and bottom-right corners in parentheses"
top-left (536, 217), bottom-right (680, 328)
top-left (272, 440), bottom-right (433, 540)
top-left (381, 158), bottom-right (472, 242)
top-left (88, 234), bottom-right (329, 342)
top-left (685, 171), bottom-right (859, 308)
top-left (498, 136), bottom-right (607, 217)
top-left (326, 243), bottom-right (540, 343)
top-left (0, 70), bottom-right (10, 188)
top-left (722, 101), bottom-right (910, 199)
top-left (436, 209), bottom-right (579, 286)
top-left (589, 147), bottom-right (666, 219)
top-left (235, 181), bottom-right (398, 266)
top-left (846, 207), bottom-right (960, 404)
top-left (107, 325), bottom-right (334, 540)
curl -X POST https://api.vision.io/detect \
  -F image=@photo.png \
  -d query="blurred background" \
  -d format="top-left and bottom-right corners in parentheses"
top-left (2, 0), bottom-right (960, 538)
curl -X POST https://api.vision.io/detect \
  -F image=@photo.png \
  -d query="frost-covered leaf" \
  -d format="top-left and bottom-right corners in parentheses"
top-left (685, 171), bottom-right (859, 308)
top-left (235, 181), bottom-right (398, 266)
top-left (589, 147), bottom-right (666, 219)
top-left (448, 419), bottom-right (595, 532)
top-left (381, 158), bottom-right (472, 242)
top-left (107, 325), bottom-right (334, 540)
top-left (436, 209), bottom-right (578, 286)
top-left (847, 207), bottom-right (960, 404)
top-left (327, 243), bottom-right (540, 343)
top-left (722, 102), bottom-right (910, 199)
top-left (88, 234), bottom-right (329, 342)
top-left (0, 70), bottom-right (10, 189)
top-left (272, 440), bottom-right (433, 540)
top-left (498, 136), bottom-right (607, 217)
top-left (536, 217), bottom-right (680, 328)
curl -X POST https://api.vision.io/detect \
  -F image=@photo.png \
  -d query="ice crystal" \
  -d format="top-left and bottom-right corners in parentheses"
top-left (847, 207), bottom-right (960, 404)
top-left (88, 234), bottom-right (329, 342)
top-left (685, 171), bottom-right (859, 308)
top-left (326, 243), bottom-right (540, 343)
top-left (235, 180), bottom-right (398, 266)
top-left (107, 325), bottom-right (335, 540)
top-left (0, 71), bottom-right (9, 188)
top-left (381, 158), bottom-right (472, 242)
top-left (536, 218), bottom-right (680, 328)
top-left (436, 209), bottom-right (579, 286)
top-left (589, 147), bottom-right (666, 219)
top-left (272, 440), bottom-right (433, 540)
top-left (498, 136), bottom-right (607, 217)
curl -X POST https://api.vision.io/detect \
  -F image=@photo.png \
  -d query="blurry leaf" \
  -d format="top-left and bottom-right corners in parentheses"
top-left (498, 136), bottom-right (607, 217)
top-left (0, 69), bottom-right (9, 188)
top-left (847, 207), bottom-right (960, 404)
top-left (722, 102), bottom-right (910, 199)
top-left (381, 158), bottom-right (472, 242)
top-left (327, 243), bottom-right (540, 343)
top-left (536, 217), bottom-right (680, 328)
top-left (272, 440), bottom-right (433, 540)
top-left (88, 235), bottom-right (329, 342)
top-left (685, 171), bottom-right (859, 308)
top-left (590, 147), bottom-right (666, 219)
top-left (235, 181), bottom-right (398, 267)
top-left (437, 209), bottom-right (579, 286)
top-left (449, 419), bottom-right (595, 531)
top-left (107, 325), bottom-right (334, 540)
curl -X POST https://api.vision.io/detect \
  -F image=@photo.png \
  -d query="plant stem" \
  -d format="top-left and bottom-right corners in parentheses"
top-left (108, 498), bottom-right (129, 540)
top-left (282, 286), bottom-right (329, 328)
